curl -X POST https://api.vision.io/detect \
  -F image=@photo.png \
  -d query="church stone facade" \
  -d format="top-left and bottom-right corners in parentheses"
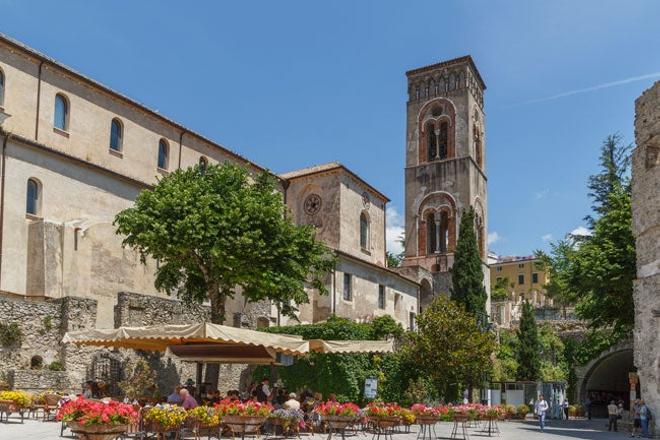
top-left (632, 80), bottom-right (659, 436)
top-left (400, 57), bottom-right (490, 310)
top-left (0, 33), bottom-right (422, 393)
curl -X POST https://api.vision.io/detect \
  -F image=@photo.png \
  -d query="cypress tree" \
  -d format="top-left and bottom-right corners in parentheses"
top-left (516, 300), bottom-right (541, 381)
top-left (451, 207), bottom-right (487, 315)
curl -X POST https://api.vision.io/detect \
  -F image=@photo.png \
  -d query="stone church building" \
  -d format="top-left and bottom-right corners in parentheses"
top-left (0, 33), bottom-right (488, 393)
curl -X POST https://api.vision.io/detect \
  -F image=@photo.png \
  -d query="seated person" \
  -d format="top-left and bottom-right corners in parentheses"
top-left (180, 388), bottom-right (198, 409)
top-left (284, 393), bottom-right (301, 410)
top-left (167, 386), bottom-right (183, 405)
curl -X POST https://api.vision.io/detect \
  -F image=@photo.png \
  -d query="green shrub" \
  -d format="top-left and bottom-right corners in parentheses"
top-left (48, 361), bottom-right (64, 371)
top-left (0, 322), bottom-right (22, 347)
top-left (517, 404), bottom-right (530, 417)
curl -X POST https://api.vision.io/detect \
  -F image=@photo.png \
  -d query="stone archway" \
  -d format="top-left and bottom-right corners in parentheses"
top-left (419, 279), bottom-right (433, 313)
top-left (576, 340), bottom-right (635, 417)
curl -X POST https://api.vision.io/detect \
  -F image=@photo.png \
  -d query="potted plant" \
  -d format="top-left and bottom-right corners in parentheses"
top-left (365, 402), bottom-right (402, 429)
top-left (269, 408), bottom-right (305, 435)
top-left (56, 397), bottom-right (137, 440)
top-left (143, 405), bottom-right (188, 435)
top-left (411, 403), bottom-right (438, 424)
top-left (0, 390), bottom-right (31, 422)
top-left (215, 399), bottom-right (272, 434)
top-left (516, 404), bottom-right (530, 420)
top-left (315, 401), bottom-right (361, 429)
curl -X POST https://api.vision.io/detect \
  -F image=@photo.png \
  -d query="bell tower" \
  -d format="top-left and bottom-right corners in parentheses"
top-left (401, 56), bottom-right (489, 306)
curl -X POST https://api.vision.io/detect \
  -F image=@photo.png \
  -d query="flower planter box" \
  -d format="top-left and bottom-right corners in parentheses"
top-left (222, 415), bottom-right (267, 434)
top-left (67, 422), bottom-right (128, 440)
top-left (323, 415), bottom-right (357, 430)
top-left (369, 416), bottom-right (401, 429)
top-left (415, 415), bottom-right (439, 425)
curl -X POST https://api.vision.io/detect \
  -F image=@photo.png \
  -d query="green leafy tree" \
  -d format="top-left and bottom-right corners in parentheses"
top-left (386, 252), bottom-right (402, 268)
top-left (516, 300), bottom-right (540, 381)
top-left (410, 296), bottom-right (496, 401)
top-left (115, 163), bottom-right (336, 323)
top-left (492, 329), bottom-right (518, 382)
top-left (538, 324), bottom-right (567, 381)
top-left (537, 240), bottom-right (579, 317)
top-left (586, 134), bottom-right (631, 224)
top-left (490, 277), bottom-right (510, 302)
top-left (571, 186), bottom-right (635, 335)
top-left (451, 207), bottom-right (487, 315)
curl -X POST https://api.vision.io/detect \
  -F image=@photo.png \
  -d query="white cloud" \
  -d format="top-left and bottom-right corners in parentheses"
top-left (535, 189), bottom-right (549, 200)
top-left (487, 231), bottom-right (501, 246)
top-left (542, 233), bottom-right (553, 242)
top-left (385, 206), bottom-right (404, 255)
top-left (571, 226), bottom-right (592, 236)
top-left (516, 71), bottom-right (660, 106)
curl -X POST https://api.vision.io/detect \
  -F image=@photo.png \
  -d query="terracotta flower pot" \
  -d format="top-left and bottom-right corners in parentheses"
top-left (67, 422), bottom-right (128, 440)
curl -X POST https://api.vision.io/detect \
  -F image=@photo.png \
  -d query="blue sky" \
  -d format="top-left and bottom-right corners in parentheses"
top-left (2, 0), bottom-right (659, 256)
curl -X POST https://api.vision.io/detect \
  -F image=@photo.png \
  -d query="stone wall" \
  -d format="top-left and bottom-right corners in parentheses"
top-left (8, 370), bottom-right (70, 393)
top-left (632, 80), bottom-right (659, 436)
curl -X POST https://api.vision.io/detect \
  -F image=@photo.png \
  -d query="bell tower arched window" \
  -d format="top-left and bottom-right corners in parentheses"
top-left (438, 121), bottom-right (448, 160)
top-left (426, 212), bottom-right (436, 254)
top-left (426, 123), bottom-right (437, 161)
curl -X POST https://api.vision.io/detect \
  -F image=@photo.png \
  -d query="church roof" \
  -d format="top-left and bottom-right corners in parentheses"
top-left (406, 55), bottom-right (486, 90)
top-left (0, 33), bottom-right (269, 176)
top-left (280, 162), bottom-right (390, 202)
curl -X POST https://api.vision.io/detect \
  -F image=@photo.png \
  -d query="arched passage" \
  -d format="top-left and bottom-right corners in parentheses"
top-left (419, 279), bottom-right (433, 313)
top-left (577, 342), bottom-right (635, 418)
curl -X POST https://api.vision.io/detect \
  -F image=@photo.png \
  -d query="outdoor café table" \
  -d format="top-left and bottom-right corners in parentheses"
top-left (450, 414), bottom-right (470, 440)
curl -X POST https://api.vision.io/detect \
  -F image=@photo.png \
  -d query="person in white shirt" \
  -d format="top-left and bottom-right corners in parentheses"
top-left (284, 393), bottom-right (301, 410)
top-left (535, 395), bottom-right (549, 431)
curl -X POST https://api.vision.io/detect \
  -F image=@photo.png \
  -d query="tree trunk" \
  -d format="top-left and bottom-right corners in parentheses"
top-left (209, 289), bottom-right (226, 324)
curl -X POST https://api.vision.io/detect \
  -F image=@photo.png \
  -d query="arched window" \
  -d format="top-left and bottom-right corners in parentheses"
top-left (426, 123), bottom-right (437, 161)
top-left (439, 211), bottom-right (449, 253)
top-left (359, 212), bottom-right (369, 250)
top-left (109, 118), bottom-right (123, 151)
top-left (54, 94), bottom-right (69, 131)
top-left (438, 121), bottom-right (448, 159)
top-left (199, 156), bottom-right (208, 173)
top-left (26, 178), bottom-right (41, 216)
top-left (475, 136), bottom-right (483, 168)
top-left (157, 139), bottom-right (169, 170)
top-left (426, 212), bottom-right (437, 254)
top-left (0, 68), bottom-right (5, 107)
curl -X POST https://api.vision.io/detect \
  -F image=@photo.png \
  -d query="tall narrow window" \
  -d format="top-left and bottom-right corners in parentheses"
top-left (360, 212), bottom-right (369, 250)
top-left (426, 212), bottom-right (436, 254)
top-left (440, 211), bottom-right (449, 252)
top-left (157, 139), bottom-right (169, 170)
top-left (54, 94), bottom-right (69, 131)
top-left (426, 123), bottom-right (437, 160)
top-left (518, 274), bottom-right (525, 285)
top-left (26, 178), bottom-right (40, 216)
top-left (438, 121), bottom-right (448, 159)
top-left (199, 156), bottom-right (208, 173)
top-left (475, 137), bottom-right (483, 168)
top-left (343, 273), bottom-right (352, 301)
top-left (378, 285), bottom-right (386, 309)
top-left (109, 118), bottom-right (123, 151)
top-left (0, 68), bottom-right (5, 107)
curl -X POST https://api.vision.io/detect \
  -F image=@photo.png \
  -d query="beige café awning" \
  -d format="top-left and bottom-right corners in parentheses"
top-left (308, 339), bottom-right (394, 354)
top-left (61, 323), bottom-right (309, 356)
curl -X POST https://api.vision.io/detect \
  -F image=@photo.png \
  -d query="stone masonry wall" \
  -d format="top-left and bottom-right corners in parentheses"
top-left (632, 80), bottom-right (659, 436)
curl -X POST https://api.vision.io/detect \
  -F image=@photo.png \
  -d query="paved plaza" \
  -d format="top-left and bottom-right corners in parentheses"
top-left (0, 416), bottom-right (639, 440)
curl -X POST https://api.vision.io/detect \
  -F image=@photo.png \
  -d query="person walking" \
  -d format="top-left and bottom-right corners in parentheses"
top-left (563, 399), bottom-right (570, 420)
top-left (608, 400), bottom-right (619, 432)
top-left (639, 400), bottom-right (652, 438)
top-left (631, 399), bottom-right (641, 438)
top-left (535, 395), bottom-right (549, 432)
